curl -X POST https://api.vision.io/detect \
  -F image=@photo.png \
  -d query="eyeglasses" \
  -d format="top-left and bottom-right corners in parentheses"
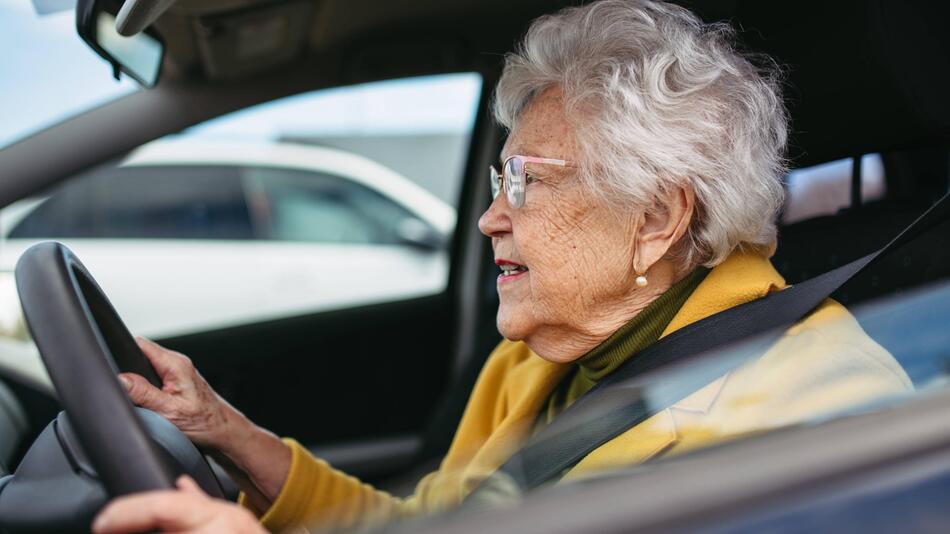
top-left (490, 155), bottom-right (576, 209)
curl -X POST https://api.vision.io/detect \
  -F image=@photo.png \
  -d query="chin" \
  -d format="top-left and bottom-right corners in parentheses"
top-left (496, 306), bottom-right (530, 341)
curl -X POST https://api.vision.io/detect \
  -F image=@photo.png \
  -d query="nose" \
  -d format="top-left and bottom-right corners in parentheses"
top-left (478, 192), bottom-right (512, 239)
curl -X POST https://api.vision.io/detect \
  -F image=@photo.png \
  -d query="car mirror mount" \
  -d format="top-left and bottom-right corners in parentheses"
top-left (114, 0), bottom-right (176, 36)
top-left (75, 0), bottom-right (170, 88)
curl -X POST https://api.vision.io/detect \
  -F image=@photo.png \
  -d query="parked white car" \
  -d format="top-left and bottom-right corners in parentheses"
top-left (0, 139), bottom-right (455, 342)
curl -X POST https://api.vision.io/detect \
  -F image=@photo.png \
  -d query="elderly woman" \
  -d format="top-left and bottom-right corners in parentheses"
top-left (92, 1), bottom-right (911, 533)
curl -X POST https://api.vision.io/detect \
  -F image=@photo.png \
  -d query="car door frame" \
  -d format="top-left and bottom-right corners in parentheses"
top-left (0, 48), bottom-right (510, 482)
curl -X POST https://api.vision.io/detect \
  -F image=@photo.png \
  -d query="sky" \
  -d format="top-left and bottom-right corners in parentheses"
top-left (0, 0), bottom-right (135, 148)
top-left (0, 0), bottom-right (481, 149)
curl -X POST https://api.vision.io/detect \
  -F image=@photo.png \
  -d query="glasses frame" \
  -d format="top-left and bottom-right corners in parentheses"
top-left (489, 155), bottom-right (577, 209)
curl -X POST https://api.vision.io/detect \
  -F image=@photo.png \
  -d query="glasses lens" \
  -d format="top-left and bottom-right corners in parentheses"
top-left (490, 166), bottom-right (501, 199)
top-left (505, 157), bottom-right (526, 208)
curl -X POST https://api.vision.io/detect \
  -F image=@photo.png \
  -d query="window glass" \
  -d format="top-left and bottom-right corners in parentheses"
top-left (186, 73), bottom-right (480, 206)
top-left (10, 166), bottom-right (252, 240)
top-left (0, 73), bottom-right (480, 358)
top-left (0, 1), bottom-right (136, 149)
top-left (243, 167), bottom-right (418, 245)
top-left (781, 153), bottom-right (886, 224)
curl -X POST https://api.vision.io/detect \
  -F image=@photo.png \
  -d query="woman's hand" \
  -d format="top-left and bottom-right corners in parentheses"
top-left (118, 337), bottom-right (246, 453)
top-left (120, 337), bottom-right (292, 508)
top-left (92, 476), bottom-right (265, 534)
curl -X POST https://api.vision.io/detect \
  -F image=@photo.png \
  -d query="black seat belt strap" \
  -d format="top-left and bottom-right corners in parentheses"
top-left (469, 192), bottom-right (950, 497)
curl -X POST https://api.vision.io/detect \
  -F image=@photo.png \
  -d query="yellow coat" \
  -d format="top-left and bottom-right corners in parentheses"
top-left (252, 250), bottom-right (912, 532)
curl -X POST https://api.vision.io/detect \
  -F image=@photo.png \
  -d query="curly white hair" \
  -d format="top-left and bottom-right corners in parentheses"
top-left (493, 0), bottom-right (789, 268)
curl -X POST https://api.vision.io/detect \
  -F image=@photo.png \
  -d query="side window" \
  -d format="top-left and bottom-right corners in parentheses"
top-left (243, 167), bottom-right (418, 245)
top-left (10, 166), bottom-right (251, 240)
top-left (0, 73), bottom-right (481, 343)
top-left (781, 153), bottom-right (886, 224)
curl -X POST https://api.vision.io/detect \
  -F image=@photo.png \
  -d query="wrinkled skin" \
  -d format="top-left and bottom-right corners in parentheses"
top-left (479, 86), bottom-right (694, 362)
top-left (92, 476), bottom-right (264, 534)
top-left (95, 85), bottom-right (694, 532)
top-left (118, 338), bottom-right (236, 449)
top-left (98, 338), bottom-right (290, 533)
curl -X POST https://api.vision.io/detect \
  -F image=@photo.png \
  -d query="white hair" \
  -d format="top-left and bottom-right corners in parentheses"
top-left (493, 0), bottom-right (788, 268)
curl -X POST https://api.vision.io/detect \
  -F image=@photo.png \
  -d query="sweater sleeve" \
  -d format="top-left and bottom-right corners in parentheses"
top-left (238, 340), bottom-right (531, 533)
top-left (238, 438), bottom-right (437, 532)
top-left (239, 438), bottom-right (424, 532)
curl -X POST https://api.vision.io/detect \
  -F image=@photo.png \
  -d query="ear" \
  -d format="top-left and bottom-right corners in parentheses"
top-left (633, 185), bottom-right (695, 273)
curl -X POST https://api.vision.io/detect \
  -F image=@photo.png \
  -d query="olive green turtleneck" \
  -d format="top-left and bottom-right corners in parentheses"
top-left (540, 267), bottom-right (710, 427)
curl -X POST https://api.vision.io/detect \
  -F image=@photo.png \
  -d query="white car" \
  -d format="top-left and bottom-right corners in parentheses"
top-left (0, 139), bottom-right (455, 342)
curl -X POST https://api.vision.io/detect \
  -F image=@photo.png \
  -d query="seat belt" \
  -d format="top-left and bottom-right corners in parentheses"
top-left (468, 192), bottom-right (950, 498)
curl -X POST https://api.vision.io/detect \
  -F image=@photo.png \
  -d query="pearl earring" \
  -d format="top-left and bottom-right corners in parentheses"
top-left (635, 274), bottom-right (648, 288)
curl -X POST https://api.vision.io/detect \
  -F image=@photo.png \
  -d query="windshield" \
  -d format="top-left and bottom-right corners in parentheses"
top-left (0, 0), bottom-right (135, 150)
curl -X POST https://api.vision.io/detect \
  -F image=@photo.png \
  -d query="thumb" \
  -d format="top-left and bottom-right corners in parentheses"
top-left (135, 336), bottom-right (185, 380)
top-left (175, 475), bottom-right (206, 496)
top-left (118, 372), bottom-right (167, 410)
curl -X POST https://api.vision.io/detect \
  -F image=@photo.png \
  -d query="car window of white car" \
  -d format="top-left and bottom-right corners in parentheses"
top-left (9, 166), bottom-right (253, 240)
top-left (0, 74), bottom-right (481, 361)
top-left (242, 166), bottom-right (426, 246)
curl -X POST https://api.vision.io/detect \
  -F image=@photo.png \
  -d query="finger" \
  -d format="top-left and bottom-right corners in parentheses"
top-left (92, 491), bottom-right (201, 534)
top-left (117, 372), bottom-right (168, 410)
top-left (135, 337), bottom-right (189, 381)
top-left (176, 475), bottom-right (205, 495)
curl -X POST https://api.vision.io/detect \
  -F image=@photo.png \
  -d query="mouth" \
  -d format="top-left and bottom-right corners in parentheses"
top-left (496, 259), bottom-right (529, 283)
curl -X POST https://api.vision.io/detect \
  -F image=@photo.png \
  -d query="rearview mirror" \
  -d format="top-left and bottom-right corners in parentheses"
top-left (76, 0), bottom-right (166, 87)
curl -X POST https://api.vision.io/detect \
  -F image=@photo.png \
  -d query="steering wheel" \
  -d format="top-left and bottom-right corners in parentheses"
top-left (0, 242), bottom-right (223, 530)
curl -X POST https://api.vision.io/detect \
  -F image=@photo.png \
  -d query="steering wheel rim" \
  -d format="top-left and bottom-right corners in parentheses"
top-left (14, 241), bottom-right (176, 496)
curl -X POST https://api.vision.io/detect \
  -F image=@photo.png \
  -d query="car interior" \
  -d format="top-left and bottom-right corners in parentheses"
top-left (0, 0), bottom-right (949, 532)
